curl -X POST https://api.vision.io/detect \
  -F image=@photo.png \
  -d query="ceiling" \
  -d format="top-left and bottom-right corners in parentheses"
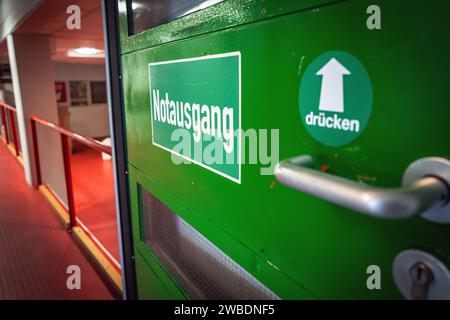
top-left (1, 0), bottom-right (105, 65)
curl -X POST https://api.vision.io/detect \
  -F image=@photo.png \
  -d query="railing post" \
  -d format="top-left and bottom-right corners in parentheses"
top-left (0, 106), bottom-right (10, 145)
top-left (9, 110), bottom-right (20, 156)
top-left (61, 134), bottom-right (77, 230)
top-left (30, 118), bottom-right (42, 186)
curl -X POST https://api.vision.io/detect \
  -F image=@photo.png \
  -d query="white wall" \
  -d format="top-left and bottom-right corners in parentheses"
top-left (52, 62), bottom-right (110, 138)
top-left (8, 35), bottom-right (66, 204)
top-left (68, 106), bottom-right (110, 138)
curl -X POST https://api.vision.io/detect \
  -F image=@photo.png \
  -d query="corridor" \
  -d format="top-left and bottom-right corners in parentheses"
top-left (0, 142), bottom-right (114, 299)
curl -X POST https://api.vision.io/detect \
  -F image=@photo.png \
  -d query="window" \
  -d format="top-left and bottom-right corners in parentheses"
top-left (128, 0), bottom-right (224, 35)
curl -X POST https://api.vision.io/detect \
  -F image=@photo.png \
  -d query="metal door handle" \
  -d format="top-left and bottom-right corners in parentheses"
top-left (275, 156), bottom-right (450, 223)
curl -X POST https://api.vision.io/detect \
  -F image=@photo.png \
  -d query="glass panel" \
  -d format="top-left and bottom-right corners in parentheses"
top-left (129, 0), bottom-right (224, 35)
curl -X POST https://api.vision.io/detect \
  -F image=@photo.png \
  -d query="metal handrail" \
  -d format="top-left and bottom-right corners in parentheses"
top-left (31, 115), bottom-right (112, 154)
top-left (0, 101), bottom-right (20, 156)
top-left (0, 101), bottom-right (17, 112)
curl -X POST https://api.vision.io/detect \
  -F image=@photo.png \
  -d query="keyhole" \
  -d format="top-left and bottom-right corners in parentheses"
top-left (416, 266), bottom-right (423, 282)
top-left (409, 262), bottom-right (434, 300)
top-left (410, 262), bottom-right (430, 284)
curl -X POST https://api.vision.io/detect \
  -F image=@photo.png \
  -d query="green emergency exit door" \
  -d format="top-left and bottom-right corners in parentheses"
top-left (117, 0), bottom-right (450, 299)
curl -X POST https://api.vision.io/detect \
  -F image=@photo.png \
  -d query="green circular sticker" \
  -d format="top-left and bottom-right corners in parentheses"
top-left (299, 51), bottom-right (372, 147)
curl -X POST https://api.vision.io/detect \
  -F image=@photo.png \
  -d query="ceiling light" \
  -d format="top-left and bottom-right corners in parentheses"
top-left (68, 47), bottom-right (105, 58)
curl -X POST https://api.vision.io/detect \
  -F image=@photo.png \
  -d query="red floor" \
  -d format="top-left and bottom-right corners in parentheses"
top-left (70, 145), bottom-right (120, 268)
top-left (0, 142), bottom-right (115, 299)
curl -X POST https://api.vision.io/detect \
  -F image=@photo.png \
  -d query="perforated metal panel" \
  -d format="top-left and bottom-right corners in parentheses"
top-left (141, 188), bottom-right (279, 300)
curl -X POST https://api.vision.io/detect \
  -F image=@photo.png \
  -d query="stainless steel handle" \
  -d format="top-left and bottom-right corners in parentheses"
top-left (275, 156), bottom-right (450, 222)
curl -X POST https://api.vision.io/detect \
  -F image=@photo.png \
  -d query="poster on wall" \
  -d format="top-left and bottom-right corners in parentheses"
top-left (55, 82), bottom-right (68, 105)
top-left (90, 81), bottom-right (107, 104)
top-left (69, 81), bottom-right (89, 106)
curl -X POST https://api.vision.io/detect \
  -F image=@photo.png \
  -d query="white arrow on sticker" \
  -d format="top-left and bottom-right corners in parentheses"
top-left (316, 58), bottom-right (351, 113)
